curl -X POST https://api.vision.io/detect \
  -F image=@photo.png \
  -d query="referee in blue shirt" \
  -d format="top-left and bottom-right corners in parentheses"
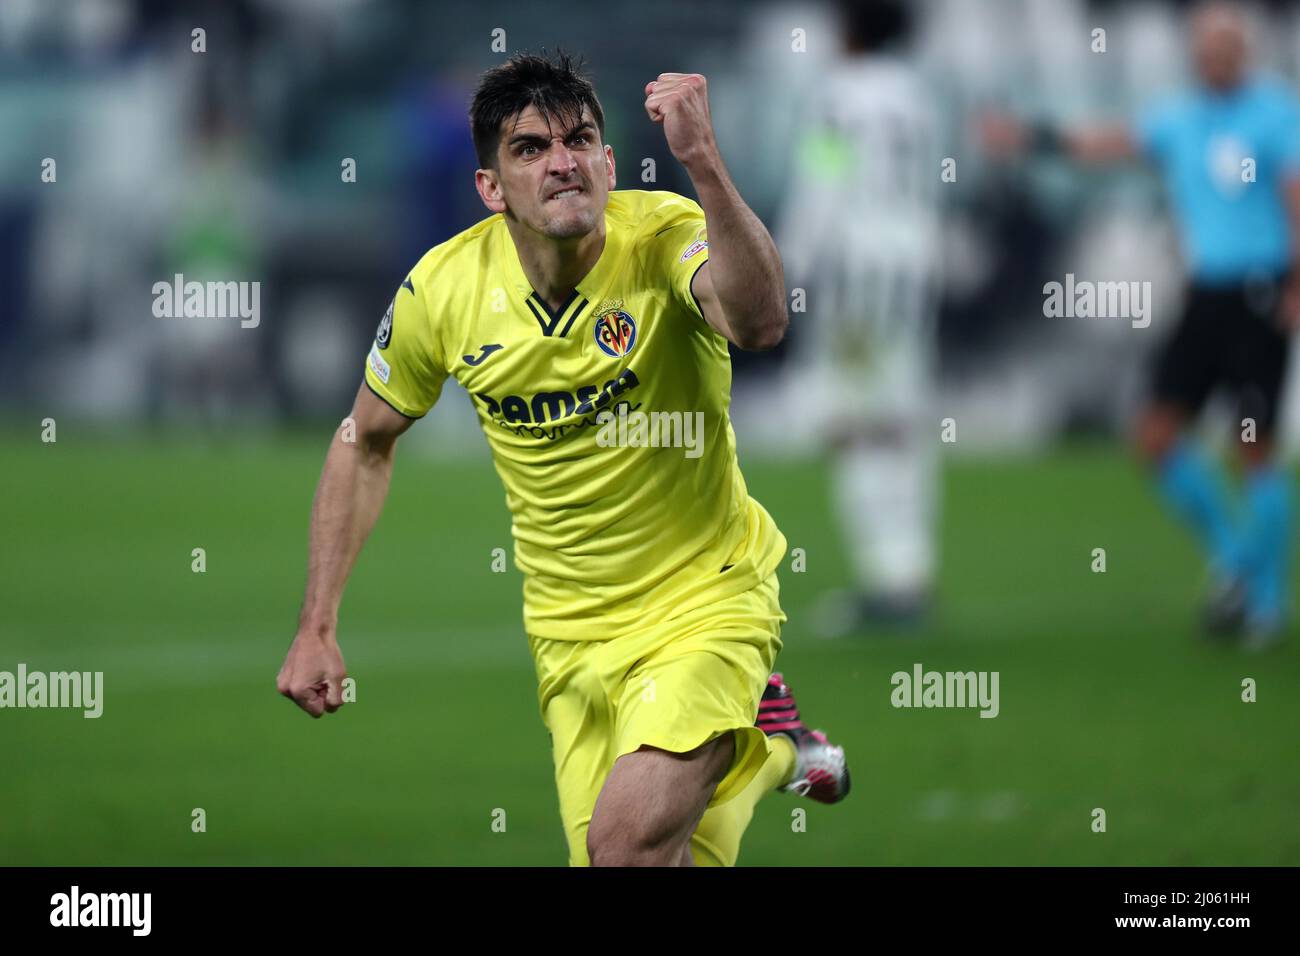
top-left (985, 1), bottom-right (1300, 645)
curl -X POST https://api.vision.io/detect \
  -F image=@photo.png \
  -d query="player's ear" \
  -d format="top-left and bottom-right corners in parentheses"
top-left (604, 144), bottom-right (616, 190)
top-left (475, 167), bottom-right (507, 215)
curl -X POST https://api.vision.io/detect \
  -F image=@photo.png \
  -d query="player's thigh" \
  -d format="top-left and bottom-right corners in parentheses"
top-left (529, 635), bottom-right (616, 866)
top-left (1147, 293), bottom-right (1220, 418)
top-left (1226, 293), bottom-right (1291, 450)
top-left (588, 734), bottom-right (735, 854)
top-left (1138, 297), bottom-right (1217, 458)
top-left (611, 574), bottom-right (784, 812)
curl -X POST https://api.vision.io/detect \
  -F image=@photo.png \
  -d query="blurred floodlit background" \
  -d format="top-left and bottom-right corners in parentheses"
top-left (5, 0), bottom-right (1300, 452)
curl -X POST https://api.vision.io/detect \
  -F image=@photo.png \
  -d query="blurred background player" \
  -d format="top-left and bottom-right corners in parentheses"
top-left (984, 0), bottom-right (1300, 646)
top-left (775, 0), bottom-right (944, 635)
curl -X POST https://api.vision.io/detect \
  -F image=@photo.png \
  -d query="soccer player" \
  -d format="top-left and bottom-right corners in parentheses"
top-left (774, 0), bottom-right (942, 634)
top-left (983, 1), bottom-right (1300, 646)
top-left (276, 51), bottom-right (850, 866)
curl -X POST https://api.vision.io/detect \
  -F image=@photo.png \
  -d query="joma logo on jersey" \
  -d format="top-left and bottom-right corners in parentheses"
top-left (595, 310), bottom-right (637, 357)
top-left (464, 344), bottom-right (503, 366)
top-left (476, 368), bottom-right (641, 424)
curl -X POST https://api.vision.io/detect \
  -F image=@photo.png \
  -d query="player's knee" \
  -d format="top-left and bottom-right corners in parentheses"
top-left (586, 815), bottom-right (680, 866)
top-left (1237, 433), bottom-right (1275, 468)
top-left (1134, 409), bottom-right (1180, 465)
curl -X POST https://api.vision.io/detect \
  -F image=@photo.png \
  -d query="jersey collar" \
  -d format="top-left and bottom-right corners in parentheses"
top-left (498, 202), bottom-right (625, 334)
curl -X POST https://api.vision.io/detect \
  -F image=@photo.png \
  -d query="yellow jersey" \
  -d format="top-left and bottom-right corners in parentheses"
top-left (363, 189), bottom-right (786, 640)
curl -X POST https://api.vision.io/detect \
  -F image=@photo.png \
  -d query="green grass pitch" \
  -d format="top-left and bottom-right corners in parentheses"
top-left (2, 432), bottom-right (1297, 865)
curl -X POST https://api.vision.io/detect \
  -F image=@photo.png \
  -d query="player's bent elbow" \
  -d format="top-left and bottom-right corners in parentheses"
top-left (735, 313), bottom-right (788, 352)
top-left (356, 430), bottom-right (400, 469)
top-left (331, 420), bottom-right (399, 472)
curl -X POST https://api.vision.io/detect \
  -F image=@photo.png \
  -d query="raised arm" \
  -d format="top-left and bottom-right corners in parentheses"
top-left (645, 72), bottom-right (788, 351)
top-left (980, 114), bottom-right (1140, 165)
top-left (276, 382), bottom-right (416, 718)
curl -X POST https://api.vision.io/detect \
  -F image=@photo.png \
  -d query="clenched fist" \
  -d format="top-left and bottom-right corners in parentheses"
top-left (277, 630), bottom-right (348, 719)
top-left (645, 73), bottom-right (720, 170)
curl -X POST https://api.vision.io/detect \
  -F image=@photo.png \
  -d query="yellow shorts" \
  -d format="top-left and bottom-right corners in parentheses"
top-left (528, 570), bottom-right (786, 866)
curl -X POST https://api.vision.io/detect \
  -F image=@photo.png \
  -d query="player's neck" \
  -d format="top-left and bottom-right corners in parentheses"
top-left (508, 219), bottom-right (606, 313)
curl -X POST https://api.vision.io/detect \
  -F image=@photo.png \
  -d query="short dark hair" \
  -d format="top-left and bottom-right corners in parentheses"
top-left (839, 0), bottom-right (913, 53)
top-left (469, 49), bottom-right (606, 170)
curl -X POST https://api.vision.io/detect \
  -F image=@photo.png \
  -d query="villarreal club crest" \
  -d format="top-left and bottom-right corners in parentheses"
top-left (593, 300), bottom-right (637, 358)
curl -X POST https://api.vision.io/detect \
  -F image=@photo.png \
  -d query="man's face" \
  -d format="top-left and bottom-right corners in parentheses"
top-left (476, 104), bottom-right (615, 239)
top-left (1192, 6), bottom-right (1248, 91)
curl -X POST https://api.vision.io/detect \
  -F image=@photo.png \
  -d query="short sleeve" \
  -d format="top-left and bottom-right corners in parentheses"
top-left (1133, 96), bottom-right (1178, 163)
top-left (650, 197), bottom-right (711, 322)
top-left (362, 273), bottom-right (448, 419)
top-left (1275, 94), bottom-right (1300, 177)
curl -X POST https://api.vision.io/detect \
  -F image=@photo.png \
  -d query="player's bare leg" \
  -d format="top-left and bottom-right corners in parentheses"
top-left (1237, 433), bottom-right (1273, 470)
top-left (811, 419), bottom-right (937, 637)
top-left (587, 734), bottom-right (734, 867)
top-left (1134, 401), bottom-right (1184, 465)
